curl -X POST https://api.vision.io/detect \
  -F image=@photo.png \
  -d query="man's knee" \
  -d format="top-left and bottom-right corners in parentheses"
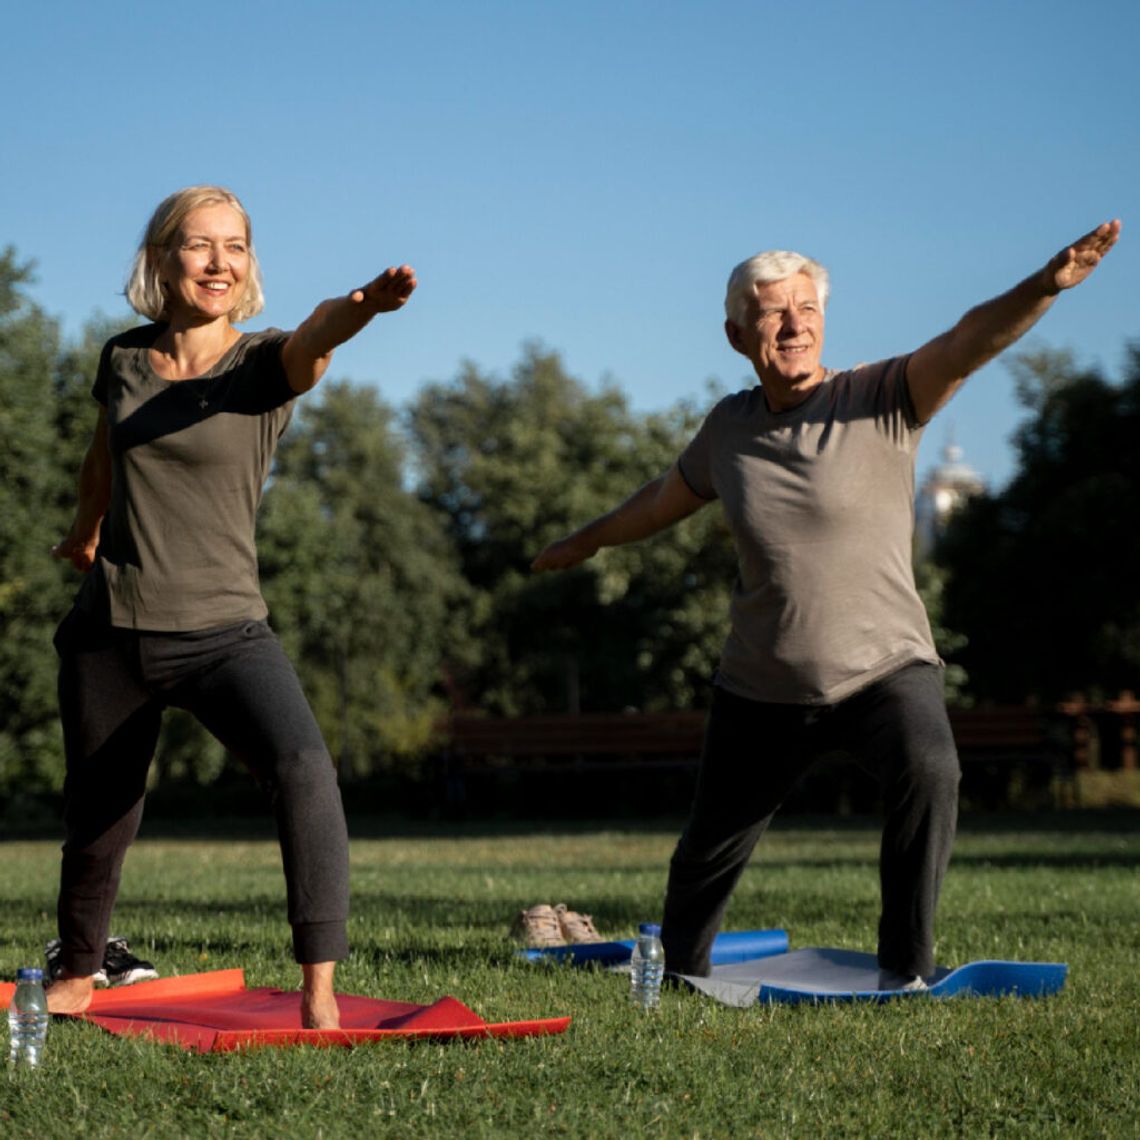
top-left (910, 746), bottom-right (961, 808)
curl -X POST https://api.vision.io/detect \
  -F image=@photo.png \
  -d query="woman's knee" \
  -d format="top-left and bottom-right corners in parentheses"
top-left (264, 744), bottom-right (339, 801)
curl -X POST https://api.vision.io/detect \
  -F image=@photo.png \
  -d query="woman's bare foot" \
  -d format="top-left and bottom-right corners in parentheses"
top-left (300, 961), bottom-right (340, 1029)
top-left (46, 974), bottom-right (96, 1015)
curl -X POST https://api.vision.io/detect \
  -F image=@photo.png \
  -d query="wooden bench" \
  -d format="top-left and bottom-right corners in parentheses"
top-left (436, 712), bottom-right (704, 814)
top-left (436, 705), bottom-right (1077, 812)
top-left (443, 712), bottom-right (705, 766)
top-left (946, 706), bottom-right (1076, 809)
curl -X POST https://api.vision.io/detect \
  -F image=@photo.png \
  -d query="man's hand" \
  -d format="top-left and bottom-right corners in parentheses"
top-left (350, 265), bottom-right (418, 314)
top-left (1044, 220), bottom-right (1121, 294)
top-left (531, 533), bottom-right (600, 573)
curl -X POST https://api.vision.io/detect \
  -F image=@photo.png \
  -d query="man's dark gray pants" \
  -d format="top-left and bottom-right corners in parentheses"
top-left (54, 611), bottom-right (350, 976)
top-left (661, 662), bottom-right (960, 980)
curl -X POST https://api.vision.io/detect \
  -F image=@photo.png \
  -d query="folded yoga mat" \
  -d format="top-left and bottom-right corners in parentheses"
top-left (0, 969), bottom-right (571, 1053)
top-left (521, 927), bottom-right (790, 966)
top-left (680, 947), bottom-right (1069, 1008)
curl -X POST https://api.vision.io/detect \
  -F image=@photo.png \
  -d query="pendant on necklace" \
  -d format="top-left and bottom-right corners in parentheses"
top-left (199, 397), bottom-right (209, 410)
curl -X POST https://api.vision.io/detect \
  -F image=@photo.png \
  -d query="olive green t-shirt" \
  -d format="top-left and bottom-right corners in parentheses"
top-left (78, 324), bottom-right (295, 631)
top-left (677, 356), bottom-right (940, 705)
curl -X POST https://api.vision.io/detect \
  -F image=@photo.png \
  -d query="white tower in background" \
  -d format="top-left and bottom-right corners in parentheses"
top-left (915, 441), bottom-right (985, 558)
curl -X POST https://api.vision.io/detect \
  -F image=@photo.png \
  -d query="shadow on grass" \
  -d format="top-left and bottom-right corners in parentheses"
top-left (7, 807), bottom-right (1137, 855)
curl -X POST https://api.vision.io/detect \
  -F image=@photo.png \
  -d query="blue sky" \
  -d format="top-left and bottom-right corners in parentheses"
top-left (5, 0), bottom-right (1137, 493)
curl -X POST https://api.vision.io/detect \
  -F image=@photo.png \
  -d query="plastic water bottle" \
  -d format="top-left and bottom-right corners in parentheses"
top-left (8, 967), bottom-right (49, 1067)
top-left (629, 923), bottom-right (665, 1010)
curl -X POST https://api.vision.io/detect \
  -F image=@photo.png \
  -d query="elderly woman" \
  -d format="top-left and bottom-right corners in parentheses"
top-left (48, 185), bottom-right (416, 1027)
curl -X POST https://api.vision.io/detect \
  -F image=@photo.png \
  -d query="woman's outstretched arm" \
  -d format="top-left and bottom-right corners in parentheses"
top-left (281, 265), bottom-right (418, 394)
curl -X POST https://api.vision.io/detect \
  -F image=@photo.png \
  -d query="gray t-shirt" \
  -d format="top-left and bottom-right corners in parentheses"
top-left (678, 356), bottom-right (940, 705)
top-left (78, 325), bottom-right (295, 631)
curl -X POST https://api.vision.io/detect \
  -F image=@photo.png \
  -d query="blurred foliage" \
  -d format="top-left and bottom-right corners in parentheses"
top-left (258, 381), bottom-right (468, 776)
top-left (936, 344), bottom-right (1140, 703)
top-left (7, 247), bottom-right (1131, 803)
top-left (0, 250), bottom-right (131, 797)
top-left (912, 558), bottom-right (969, 706)
top-left (407, 342), bottom-right (735, 714)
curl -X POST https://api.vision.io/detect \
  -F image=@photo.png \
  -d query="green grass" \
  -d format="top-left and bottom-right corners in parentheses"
top-left (2, 814), bottom-right (1138, 1138)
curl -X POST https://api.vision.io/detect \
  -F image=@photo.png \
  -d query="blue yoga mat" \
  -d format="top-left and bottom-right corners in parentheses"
top-left (520, 927), bottom-right (790, 966)
top-left (680, 946), bottom-right (1069, 1007)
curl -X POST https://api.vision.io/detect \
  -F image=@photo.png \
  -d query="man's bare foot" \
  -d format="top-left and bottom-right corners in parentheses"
top-left (46, 974), bottom-right (96, 1015)
top-left (300, 961), bottom-right (340, 1029)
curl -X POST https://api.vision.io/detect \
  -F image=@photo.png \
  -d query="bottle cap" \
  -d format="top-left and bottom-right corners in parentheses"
top-left (16, 967), bottom-right (44, 982)
top-left (638, 923), bottom-right (662, 936)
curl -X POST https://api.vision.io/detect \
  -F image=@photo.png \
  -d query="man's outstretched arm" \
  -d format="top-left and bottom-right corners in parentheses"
top-left (907, 219), bottom-right (1121, 423)
top-left (531, 463), bottom-right (708, 572)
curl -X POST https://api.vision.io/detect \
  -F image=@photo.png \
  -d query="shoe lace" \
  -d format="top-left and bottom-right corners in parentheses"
top-left (555, 905), bottom-right (602, 942)
top-left (102, 938), bottom-right (143, 971)
top-left (527, 910), bottom-right (562, 939)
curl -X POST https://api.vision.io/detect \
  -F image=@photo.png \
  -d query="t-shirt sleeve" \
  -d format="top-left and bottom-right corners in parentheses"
top-left (246, 328), bottom-right (294, 409)
top-left (91, 339), bottom-right (114, 406)
top-left (846, 355), bottom-right (924, 449)
top-left (677, 404), bottom-right (721, 501)
top-left (895, 354), bottom-right (924, 430)
top-left (214, 327), bottom-right (296, 420)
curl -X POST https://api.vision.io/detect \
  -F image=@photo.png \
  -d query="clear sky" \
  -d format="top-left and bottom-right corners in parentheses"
top-left (5, 0), bottom-right (1137, 492)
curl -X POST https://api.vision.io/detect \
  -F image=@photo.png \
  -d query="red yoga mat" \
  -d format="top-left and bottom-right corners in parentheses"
top-left (0, 969), bottom-right (571, 1053)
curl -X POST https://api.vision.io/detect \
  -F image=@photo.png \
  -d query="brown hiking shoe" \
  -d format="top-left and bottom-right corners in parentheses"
top-left (510, 904), bottom-right (567, 948)
top-left (555, 903), bottom-right (603, 944)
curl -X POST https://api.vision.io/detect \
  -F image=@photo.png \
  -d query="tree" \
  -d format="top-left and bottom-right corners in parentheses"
top-left (0, 250), bottom-right (66, 795)
top-left (0, 247), bottom-right (136, 801)
top-left (409, 343), bottom-right (736, 714)
top-left (937, 344), bottom-right (1140, 702)
top-left (912, 558), bottom-right (969, 705)
top-left (258, 380), bottom-right (468, 777)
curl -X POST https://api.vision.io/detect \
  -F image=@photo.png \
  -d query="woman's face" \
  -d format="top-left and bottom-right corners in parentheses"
top-left (158, 202), bottom-right (250, 324)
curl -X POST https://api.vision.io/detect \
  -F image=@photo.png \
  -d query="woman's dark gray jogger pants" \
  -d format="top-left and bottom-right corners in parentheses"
top-left (54, 610), bottom-right (349, 976)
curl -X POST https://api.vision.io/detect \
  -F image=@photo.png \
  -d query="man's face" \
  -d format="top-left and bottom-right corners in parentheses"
top-left (725, 272), bottom-right (825, 410)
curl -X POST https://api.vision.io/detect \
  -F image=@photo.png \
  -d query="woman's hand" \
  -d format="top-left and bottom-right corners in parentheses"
top-left (350, 265), bottom-right (418, 314)
top-left (52, 523), bottom-right (101, 573)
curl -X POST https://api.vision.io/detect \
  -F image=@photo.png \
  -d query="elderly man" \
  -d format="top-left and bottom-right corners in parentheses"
top-left (532, 220), bottom-right (1120, 988)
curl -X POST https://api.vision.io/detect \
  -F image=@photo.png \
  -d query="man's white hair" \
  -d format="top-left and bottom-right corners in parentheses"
top-left (724, 250), bottom-right (830, 326)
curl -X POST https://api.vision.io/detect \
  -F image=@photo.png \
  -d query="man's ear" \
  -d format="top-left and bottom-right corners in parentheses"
top-left (724, 319), bottom-right (747, 356)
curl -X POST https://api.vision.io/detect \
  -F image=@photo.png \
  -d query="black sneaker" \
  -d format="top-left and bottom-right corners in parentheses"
top-left (101, 936), bottom-right (159, 986)
top-left (44, 939), bottom-right (110, 987)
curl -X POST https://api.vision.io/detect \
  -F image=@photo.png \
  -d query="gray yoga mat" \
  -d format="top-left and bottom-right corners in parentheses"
top-left (678, 947), bottom-right (1067, 1007)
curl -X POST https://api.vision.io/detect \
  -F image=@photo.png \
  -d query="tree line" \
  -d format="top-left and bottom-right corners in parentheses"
top-left (936, 344), bottom-right (1140, 705)
top-left (2, 246), bottom-right (1136, 800)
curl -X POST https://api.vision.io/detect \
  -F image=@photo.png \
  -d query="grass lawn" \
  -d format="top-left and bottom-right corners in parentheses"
top-left (2, 812), bottom-right (1138, 1138)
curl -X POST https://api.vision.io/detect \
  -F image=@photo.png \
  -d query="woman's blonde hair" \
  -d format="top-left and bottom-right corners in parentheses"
top-left (124, 185), bottom-right (265, 322)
